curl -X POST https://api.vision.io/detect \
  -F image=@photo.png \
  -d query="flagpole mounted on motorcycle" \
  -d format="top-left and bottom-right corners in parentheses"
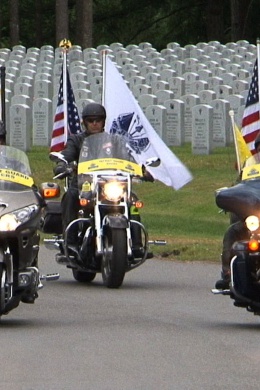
top-left (0, 65), bottom-right (6, 144)
top-left (41, 45), bottom-right (193, 288)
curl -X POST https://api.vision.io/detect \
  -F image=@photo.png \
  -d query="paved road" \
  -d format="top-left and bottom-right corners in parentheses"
top-left (1, 248), bottom-right (260, 390)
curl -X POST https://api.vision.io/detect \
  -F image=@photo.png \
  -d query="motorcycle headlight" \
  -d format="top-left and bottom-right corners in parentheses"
top-left (245, 215), bottom-right (260, 232)
top-left (0, 205), bottom-right (39, 232)
top-left (103, 181), bottom-right (125, 202)
top-left (0, 214), bottom-right (19, 231)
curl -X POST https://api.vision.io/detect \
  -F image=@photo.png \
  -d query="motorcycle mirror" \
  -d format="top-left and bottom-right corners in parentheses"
top-left (49, 151), bottom-right (67, 164)
top-left (145, 157), bottom-right (161, 168)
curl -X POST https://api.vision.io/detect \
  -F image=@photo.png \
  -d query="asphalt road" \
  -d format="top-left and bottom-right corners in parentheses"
top-left (1, 247), bottom-right (260, 390)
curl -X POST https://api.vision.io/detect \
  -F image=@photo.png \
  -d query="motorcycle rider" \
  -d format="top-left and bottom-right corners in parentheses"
top-left (53, 102), bottom-right (153, 258)
top-left (215, 134), bottom-right (260, 290)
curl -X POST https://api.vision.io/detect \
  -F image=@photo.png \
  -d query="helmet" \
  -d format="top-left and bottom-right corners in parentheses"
top-left (82, 103), bottom-right (106, 119)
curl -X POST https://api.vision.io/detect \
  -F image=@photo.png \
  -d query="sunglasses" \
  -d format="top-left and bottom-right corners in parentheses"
top-left (86, 117), bottom-right (103, 123)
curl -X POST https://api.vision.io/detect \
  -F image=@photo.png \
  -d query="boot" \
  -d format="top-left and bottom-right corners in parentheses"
top-left (215, 270), bottom-right (231, 290)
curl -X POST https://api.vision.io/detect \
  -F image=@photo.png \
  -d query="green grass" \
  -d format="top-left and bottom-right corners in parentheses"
top-left (28, 144), bottom-right (238, 262)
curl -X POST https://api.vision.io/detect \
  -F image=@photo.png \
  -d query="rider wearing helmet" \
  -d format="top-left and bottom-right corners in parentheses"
top-left (53, 102), bottom-right (152, 258)
top-left (53, 103), bottom-right (107, 253)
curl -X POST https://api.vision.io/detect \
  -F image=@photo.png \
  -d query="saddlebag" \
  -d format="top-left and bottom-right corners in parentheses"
top-left (232, 255), bottom-right (260, 301)
top-left (39, 201), bottom-right (63, 234)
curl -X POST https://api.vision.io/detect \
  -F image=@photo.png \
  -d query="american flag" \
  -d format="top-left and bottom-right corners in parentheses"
top-left (241, 59), bottom-right (260, 154)
top-left (50, 64), bottom-right (81, 152)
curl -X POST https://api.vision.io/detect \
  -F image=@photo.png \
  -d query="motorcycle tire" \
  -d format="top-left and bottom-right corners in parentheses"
top-left (102, 227), bottom-right (127, 288)
top-left (72, 269), bottom-right (96, 283)
top-left (0, 263), bottom-right (8, 315)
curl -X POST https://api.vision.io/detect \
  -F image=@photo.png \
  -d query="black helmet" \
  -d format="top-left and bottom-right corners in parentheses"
top-left (82, 103), bottom-right (106, 119)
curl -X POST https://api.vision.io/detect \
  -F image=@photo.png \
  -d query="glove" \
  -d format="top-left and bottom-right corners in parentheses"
top-left (53, 161), bottom-right (66, 176)
top-left (142, 166), bottom-right (154, 182)
top-left (54, 161), bottom-right (77, 176)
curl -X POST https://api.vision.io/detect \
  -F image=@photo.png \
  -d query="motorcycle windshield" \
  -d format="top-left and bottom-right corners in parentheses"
top-left (0, 145), bottom-right (34, 191)
top-left (216, 152), bottom-right (260, 219)
top-left (241, 152), bottom-right (260, 181)
top-left (78, 133), bottom-right (142, 176)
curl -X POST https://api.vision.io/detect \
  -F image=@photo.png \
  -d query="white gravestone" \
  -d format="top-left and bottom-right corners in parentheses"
top-left (164, 99), bottom-right (185, 146)
top-left (32, 98), bottom-right (52, 146)
top-left (137, 94), bottom-right (158, 113)
top-left (155, 90), bottom-right (174, 105)
top-left (212, 99), bottom-right (231, 147)
top-left (146, 105), bottom-right (167, 143)
top-left (132, 84), bottom-right (152, 99)
top-left (10, 104), bottom-right (32, 151)
top-left (168, 77), bottom-right (185, 99)
top-left (180, 94), bottom-right (200, 142)
top-left (192, 104), bottom-right (213, 155)
top-left (34, 79), bottom-right (52, 99)
top-left (198, 90), bottom-right (217, 104)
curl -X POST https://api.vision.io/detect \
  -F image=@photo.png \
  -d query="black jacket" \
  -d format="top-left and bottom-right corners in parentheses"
top-left (53, 132), bottom-right (90, 187)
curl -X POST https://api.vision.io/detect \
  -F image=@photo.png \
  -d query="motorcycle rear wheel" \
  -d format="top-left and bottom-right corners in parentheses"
top-left (102, 227), bottom-right (127, 288)
top-left (72, 269), bottom-right (96, 283)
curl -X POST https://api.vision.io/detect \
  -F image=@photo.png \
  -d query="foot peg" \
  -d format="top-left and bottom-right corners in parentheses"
top-left (40, 273), bottom-right (60, 281)
top-left (211, 288), bottom-right (230, 295)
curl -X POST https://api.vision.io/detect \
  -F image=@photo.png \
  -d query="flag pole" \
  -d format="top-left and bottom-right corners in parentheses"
top-left (0, 66), bottom-right (6, 142)
top-left (257, 38), bottom-right (260, 93)
top-left (59, 40), bottom-right (71, 145)
top-left (101, 50), bottom-right (107, 107)
top-left (229, 109), bottom-right (241, 173)
top-left (257, 38), bottom-right (260, 135)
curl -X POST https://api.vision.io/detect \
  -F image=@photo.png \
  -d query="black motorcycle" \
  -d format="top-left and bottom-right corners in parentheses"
top-left (0, 145), bottom-right (59, 317)
top-left (41, 134), bottom-right (163, 288)
top-left (212, 158), bottom-right (260, 315)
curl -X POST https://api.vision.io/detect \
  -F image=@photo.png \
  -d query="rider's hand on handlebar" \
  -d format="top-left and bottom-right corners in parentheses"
top-left (53, 161), bottom-right (77, 179)
top-left (141, 166), bottom-right (154, 182)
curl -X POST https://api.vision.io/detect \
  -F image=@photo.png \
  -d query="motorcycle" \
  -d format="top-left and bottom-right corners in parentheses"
top-left (212, 155), bottom-right (260, 315)
top-left (41, 133), bottom-right (162, 288)
top-left (0, 145), bottom-right (59, 317)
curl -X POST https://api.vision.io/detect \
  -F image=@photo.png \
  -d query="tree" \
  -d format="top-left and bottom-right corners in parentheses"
top-left (75, 0), bottom-right (93, 48)
top-left (35, 0), bottom-right (43, 47)
top-left (9, 0), bottom-right (20, 46)
top-left (1, 0), bottom-right (260, 50)
top-left (56, 0), bottom-right (69, 46)
top-left (206, 0), bottom-right (224, 42)
top-left (230, 0), bottom-right (253, 41)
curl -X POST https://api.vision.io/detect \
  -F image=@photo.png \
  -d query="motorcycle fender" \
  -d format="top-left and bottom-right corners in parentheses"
top-left (104, 215), bottom-right (128, 229)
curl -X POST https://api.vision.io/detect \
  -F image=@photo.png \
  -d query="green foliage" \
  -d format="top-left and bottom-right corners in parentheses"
top-left (28, 144), bottom-right (238, 262)
top-left (0, 0), bottom-right (259, 50)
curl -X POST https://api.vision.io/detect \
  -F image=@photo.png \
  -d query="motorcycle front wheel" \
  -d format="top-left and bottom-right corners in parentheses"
top-left (72, 269), bottom-right (96, 283)
top-left (0, 263), bottom-right (8, 314)
top-left (102, 227), bottom-right (127, 288)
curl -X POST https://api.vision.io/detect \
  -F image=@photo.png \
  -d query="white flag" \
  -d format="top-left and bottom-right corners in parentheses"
top-left (103, 56), bottom-right (192, 190)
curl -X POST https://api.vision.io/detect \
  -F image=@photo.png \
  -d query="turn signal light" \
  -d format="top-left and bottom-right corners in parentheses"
top-left (135, 200), bottom-right (143, 208)
top-left (80, 198), bottom-right (89, 206)
top-left (43, 188), bottom-right (60, 198)
top-left (248, 239), bottom-right (260, 251)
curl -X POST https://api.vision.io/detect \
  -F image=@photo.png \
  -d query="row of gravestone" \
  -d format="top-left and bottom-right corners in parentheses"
top-left (7, 95), bottom-right (233, 155)
top-left (1, 40), bottom-right (253, 152)
top-left (2, 43), bottom-right (254, 90)
top-left (2, 40), bottom-right (254, 100)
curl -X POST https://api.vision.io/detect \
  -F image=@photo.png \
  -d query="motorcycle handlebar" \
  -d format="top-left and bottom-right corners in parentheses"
top-left (53, 167), bottom-right (73, 180)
